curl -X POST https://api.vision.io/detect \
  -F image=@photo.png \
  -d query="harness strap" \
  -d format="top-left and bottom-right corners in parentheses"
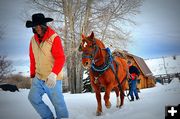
top-left (91, 47), bottom-right (112, 72)
top-left (110, 59), bottom-right (128, 97)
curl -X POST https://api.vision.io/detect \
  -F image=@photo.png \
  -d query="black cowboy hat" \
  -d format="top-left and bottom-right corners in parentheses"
top-left (26, 13), bottom-right (53, 28)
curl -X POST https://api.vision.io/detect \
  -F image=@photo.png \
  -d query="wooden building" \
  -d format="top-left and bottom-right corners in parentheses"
top-left (113, 50), bottom-right (155, 89)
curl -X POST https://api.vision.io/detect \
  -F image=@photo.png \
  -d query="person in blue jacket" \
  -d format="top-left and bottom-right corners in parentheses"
top-left (127, 60), bottom-right (140, 101)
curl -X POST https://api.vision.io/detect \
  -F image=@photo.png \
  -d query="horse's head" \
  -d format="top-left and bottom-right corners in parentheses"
top-left (79, 32), bottom-right (105, 69)
top-left (79, 32), bottom-right (96, 69)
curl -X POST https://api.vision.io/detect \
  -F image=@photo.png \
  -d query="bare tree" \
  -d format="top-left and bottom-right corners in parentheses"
top-left (0, 56), bottom-right (13, 82)
top-left (24, 0), bottom-right (143, 93)
top-left (0, 25), bottom-right (13, 82)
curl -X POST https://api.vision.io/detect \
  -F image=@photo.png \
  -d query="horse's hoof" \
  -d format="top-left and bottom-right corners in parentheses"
top-left (105, 103), bottom-right (111, 109)
top-left (116, 105), bottom-right (120, 108)
top-left (96, 111), bottom-right (102, 116)
top-left (116, 105), bottom-right (123, 108)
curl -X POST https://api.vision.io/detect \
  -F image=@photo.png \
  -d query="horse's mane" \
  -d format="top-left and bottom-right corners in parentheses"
top-left (94, 38), bottom-right (105, 48)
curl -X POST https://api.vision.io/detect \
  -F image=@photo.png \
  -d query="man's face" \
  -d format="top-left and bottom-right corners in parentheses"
top-left (33, 25), bottom-right (43, 36)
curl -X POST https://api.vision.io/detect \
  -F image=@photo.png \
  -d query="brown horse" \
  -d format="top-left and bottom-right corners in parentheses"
top-left (79, 32), bottom-right (128, 116)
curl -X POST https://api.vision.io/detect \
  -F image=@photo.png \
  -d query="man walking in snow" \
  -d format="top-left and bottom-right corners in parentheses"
top-left (26, 13), bottom-right (69, 119)
top-left (127, 60), bottom-right (140, 101)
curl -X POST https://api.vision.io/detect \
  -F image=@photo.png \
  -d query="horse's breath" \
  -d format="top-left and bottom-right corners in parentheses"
top-left (79, 32), bottom-right (128, 116)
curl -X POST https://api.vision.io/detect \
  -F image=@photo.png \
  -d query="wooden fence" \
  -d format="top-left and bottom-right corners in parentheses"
top-left (155, 73), bottom-right (180, 84)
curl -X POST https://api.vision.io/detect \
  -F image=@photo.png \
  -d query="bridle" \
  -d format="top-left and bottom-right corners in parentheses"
top-left (81, 39), bottom-right (112, 72)
top-left (81, 41), bottom-right (101, 64)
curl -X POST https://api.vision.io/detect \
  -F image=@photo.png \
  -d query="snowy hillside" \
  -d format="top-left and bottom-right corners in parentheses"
top-left (0, 78), bottom-right (180, 119)
top-left (145, 55), bottom-right (180, 75)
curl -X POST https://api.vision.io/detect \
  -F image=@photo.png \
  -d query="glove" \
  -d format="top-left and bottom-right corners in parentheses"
top-left (46, 72), bottom-right (57, 88)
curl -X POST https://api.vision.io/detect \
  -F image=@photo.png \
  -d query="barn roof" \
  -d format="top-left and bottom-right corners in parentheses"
top-left (124, 51), bottom-right (153, 77)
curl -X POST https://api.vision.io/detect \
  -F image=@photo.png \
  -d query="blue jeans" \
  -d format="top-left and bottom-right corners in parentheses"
top-left (129, 79), bottom-right (139, 99)
top-left (28, 77), bottom-right (69, 119)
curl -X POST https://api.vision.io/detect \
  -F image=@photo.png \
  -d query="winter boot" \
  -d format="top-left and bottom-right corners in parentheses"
top-left (136, 96), bottom-right (140, 100)
top-left (130, 97), bottom-right (134, 101)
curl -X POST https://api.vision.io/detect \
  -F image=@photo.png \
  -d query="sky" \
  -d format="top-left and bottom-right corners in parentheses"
top-left (0, 79), bottom-right (180, 119)
top-left (128, 0), bottom-right (180, 58)
top-left (0, 0), bottom-right (180, 74)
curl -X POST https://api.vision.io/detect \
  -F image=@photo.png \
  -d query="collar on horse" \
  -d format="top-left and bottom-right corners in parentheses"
top-left (90, 47), bottom-right (115, 84)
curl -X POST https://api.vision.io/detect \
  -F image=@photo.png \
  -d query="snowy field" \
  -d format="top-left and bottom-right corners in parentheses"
top-left (145, 55), bottom-right (180, 75)
top-left (0, 78), bottom-right (180, 119)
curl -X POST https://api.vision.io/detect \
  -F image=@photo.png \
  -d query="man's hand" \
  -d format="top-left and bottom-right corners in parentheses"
top-left (130, 74), bottom-right (135, 79)
top-left (46, 72), bottom-right (57, 88)
top-left (135, 75), bottom-right (139, 79)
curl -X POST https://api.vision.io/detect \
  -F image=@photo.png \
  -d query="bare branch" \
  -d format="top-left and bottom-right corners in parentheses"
top-left (0, 56), bottom-right (13, 81)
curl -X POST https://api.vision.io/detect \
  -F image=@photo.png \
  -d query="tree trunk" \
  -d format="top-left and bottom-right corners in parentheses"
top-left (62, 0), bottom-right (71, 91)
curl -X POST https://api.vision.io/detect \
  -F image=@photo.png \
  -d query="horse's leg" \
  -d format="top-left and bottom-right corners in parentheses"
top-left (114, 86), bottom-right (120, 108)
top-left (120, 91), bottom-right (124, 107)
top-left (120, 83), bottom-right (126, 107)
top-left (95, 89), bottom-right (102, 116)
top-left (104, 85), bottom-right (113, 109)
top-left (91, 83), bottom-right (102, 116)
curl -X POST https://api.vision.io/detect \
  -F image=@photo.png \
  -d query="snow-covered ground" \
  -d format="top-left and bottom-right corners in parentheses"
top-left (0, 78), bottom-right (180, 119)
